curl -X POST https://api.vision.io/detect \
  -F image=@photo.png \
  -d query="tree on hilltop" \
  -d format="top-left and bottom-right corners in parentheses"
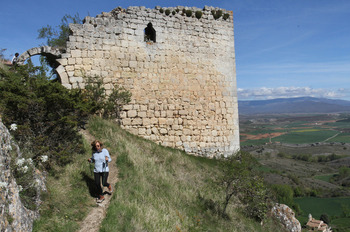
top-left (38, 13), bottom-right (82, 49)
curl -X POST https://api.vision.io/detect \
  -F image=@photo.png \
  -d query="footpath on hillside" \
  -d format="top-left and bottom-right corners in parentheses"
top-left (78, 129), bottom-right (119, 232)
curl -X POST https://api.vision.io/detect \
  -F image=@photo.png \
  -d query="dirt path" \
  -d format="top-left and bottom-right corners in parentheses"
top-left (78, 129), bottom-right (119, 232)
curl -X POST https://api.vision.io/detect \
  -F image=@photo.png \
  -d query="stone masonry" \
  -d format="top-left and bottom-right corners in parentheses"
top-left (54, 6), bottom-right (239, 157)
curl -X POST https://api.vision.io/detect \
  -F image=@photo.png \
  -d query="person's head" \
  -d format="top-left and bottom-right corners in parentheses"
top-left (15, 53), bottom-right (19, 57)
top-left (91, 140), bottom-right (103, 151)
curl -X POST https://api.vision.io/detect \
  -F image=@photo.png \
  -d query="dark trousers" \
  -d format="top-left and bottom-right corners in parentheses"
top-left (94, 172), bottom-right (109, 196)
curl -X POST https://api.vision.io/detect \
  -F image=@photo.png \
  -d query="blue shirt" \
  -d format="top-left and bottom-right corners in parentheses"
top-left (91, 148), bottom-right (111, 173)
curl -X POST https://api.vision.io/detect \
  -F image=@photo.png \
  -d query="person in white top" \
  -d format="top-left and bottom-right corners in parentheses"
top-left (88, 140), bottom-right (112, 202)
top-left (11, 53), bottom-right (19, 69)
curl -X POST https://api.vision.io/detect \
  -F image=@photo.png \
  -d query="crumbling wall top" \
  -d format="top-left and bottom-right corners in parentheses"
top-left (87, 5), bottom-right (233, 22)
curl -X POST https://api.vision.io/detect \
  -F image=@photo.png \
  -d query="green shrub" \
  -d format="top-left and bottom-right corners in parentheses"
top-left (83, 75), bottom-right (131, 119)
top-left (172, 10), bottom-right (176, 15)
top-left (212, 10), bottom-right (223, 20)
top-left (165, 9), bottom-right (171, 16)
top-left (223, 13), bottom-right (230, 20)
top-left (214, 152), bottom-right (271, 222)
top-left (271, 184), bottom-right (294, 206)
top-left (159, 8), bottom-right (164, 13)
top-left (0, 64), bottom-right (90, 169)
top-left (186, 10), bottom-right (192, 17)
top-left (216, 10), bottom-right (223, 19)
top-left (195, 11), bottom-right (203, 19)
top-left (292, 153), bottom-right (312, 162)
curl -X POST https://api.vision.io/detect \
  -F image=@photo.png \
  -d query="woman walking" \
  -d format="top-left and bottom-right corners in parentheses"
top-left (88, 140), bottom-right (112, 203)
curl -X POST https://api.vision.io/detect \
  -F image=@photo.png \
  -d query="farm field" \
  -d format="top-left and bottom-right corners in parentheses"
top-left (240, 113), bottom-right (350, 231)
top-left (294, 197), bottom-right (350, 230)
top-left (240, 113), bottom-right (350, 146)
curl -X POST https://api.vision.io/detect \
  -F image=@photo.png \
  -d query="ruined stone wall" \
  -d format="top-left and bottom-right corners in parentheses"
top-left (57, 6), bottom-right (239, 157)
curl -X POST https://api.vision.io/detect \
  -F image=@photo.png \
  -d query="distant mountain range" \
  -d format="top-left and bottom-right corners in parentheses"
top-left (238, 97), bottom-right (350, 115)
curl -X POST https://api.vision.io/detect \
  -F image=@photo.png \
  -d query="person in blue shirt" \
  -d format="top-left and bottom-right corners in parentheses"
top-left (88, 140), bottom-right (112, 202)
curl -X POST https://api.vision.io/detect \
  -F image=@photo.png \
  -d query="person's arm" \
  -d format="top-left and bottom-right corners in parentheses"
top-left (104, 149), bottom-right (111, 162)
top-left (88, 153), bottom-right (95, 163)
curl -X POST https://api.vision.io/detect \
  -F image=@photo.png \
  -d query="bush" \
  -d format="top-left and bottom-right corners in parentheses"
top-left (159, 8), bottom-right (164, 13)
top-left (165, 9), bottom-right (171, 16)
top-left (186, 10), bottom-right (192, 17)
top-left (0, 64), bottom-right (91, 169)
top-left (223, 13), bottom-right (230, 20)
top-left (82, 75), bottom-right (131, 119)
top-left (212, 10), bottom-right (223, 20)
top-left (271, 184), bottom-right (294, 206)
top-left (320, 214), bottom-right (330, 224)
top-left (292, 153), bottom-right (312, 162)
top-left (214, 152), bottom-right (271, 222)
top-left (195, 11), bottom-right (203, 19)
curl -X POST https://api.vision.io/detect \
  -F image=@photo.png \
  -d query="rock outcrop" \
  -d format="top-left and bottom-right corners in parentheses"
top-left (271, 203), bottom-right (301, 232)
top-left (0, 119), bottom-right (37, 231)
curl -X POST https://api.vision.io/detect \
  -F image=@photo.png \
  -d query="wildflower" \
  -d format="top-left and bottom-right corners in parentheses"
top-left (0, 182), bottom-right (8, 189)
top-left (16, 158), bottom-right (25, 167)
top-left (10, 123), bottom-right (17, 131)
top-left (18, 185), bottom-right (23, 192)
top-left (27, 158), bottom-right (33, 165)
top-left (21, 165), bottom-right (29, 173)
top-left (35, 179), bottom-right (41, 187)
top-left (40, 155), bottom-right (48, 163)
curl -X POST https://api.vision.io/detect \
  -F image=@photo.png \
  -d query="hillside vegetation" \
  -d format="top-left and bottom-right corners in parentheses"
top-left (87, 117), bottom-right (284, 231)
top-left (33, 117), bottom-right (285, 232)
top-left (1, 63), bottom-right (285, 231)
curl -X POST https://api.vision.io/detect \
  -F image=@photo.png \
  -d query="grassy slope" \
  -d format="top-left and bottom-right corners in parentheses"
top-left (32, 117), bottom-right (283, 231)
top-left (87, 117), bottom-right (283, 232)
top-left (33, 138), bottom-right (96, 231)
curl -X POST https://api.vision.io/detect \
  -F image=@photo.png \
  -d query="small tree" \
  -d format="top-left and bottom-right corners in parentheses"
top-left (38, 13), bottom-right (82, 49)
top-left (217, 152), bottom-right (270, 221)
top-left (82, 75), bottom-right (131, 120)
top-left (103, 85), bottom-right (131, 119)
top-left (320, 214), bottom-right (330, 224)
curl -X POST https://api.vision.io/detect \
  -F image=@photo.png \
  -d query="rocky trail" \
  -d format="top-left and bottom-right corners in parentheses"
top-left (78, 129), bottom-right (119, 232)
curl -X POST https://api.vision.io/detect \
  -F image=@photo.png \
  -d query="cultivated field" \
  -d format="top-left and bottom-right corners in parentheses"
top-left (240, 113), bottom-right (350, 231)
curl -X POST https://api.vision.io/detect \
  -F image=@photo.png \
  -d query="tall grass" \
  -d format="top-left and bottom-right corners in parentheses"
top-left (32, 138), bottom-right (96, 231)
top-left (88, 117), bottom-right (283, 232)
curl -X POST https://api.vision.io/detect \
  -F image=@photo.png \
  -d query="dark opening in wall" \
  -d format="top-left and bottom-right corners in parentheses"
top-left (144, 23), bottom-right (156, 43)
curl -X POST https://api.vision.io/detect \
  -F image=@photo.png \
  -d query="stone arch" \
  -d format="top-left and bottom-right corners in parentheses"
top-left (17, 46), bottom-right (70, 86)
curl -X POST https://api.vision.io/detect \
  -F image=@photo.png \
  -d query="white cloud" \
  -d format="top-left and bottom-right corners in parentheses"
top-left (237, 87), bottom-right (350, 100)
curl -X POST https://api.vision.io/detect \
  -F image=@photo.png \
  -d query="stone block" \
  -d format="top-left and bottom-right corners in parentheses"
top-left (132, 118), bottom-right (143, 125)
top-left (159, 128), bottom-right (168, 135)
top-left (158, 118), bottom-right (166, 125)
top-left (71, 50), bottom-right (82, 58)
top-left (138, 128), bottom-right (146, 135)
top-left (127, 110), bottom-right (137, 118)
top-left (138, 111), bottom-right (147, 118)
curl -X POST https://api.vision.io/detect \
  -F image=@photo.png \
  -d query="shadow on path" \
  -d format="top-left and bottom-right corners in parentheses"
top-left (82, 172), bottom-right (99, 198)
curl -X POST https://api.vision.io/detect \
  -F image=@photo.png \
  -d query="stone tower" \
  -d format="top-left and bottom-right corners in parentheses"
top-left (54, 6), bottom-right (240, 157)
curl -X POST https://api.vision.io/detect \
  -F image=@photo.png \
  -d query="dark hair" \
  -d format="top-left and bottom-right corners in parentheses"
top-left (91, 140), bottom-right (103, 151)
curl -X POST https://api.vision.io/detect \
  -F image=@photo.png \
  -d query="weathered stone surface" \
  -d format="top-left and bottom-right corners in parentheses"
top-left (271, 204), bottom-right (301, 232)
top-left (0, 119), bottom-right (37, 232)
top-left (20, 5), bottom-right (240, 158)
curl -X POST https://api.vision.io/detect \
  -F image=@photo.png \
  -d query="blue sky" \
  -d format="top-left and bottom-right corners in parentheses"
top-left (1, 0), bottom-right (350, 100)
